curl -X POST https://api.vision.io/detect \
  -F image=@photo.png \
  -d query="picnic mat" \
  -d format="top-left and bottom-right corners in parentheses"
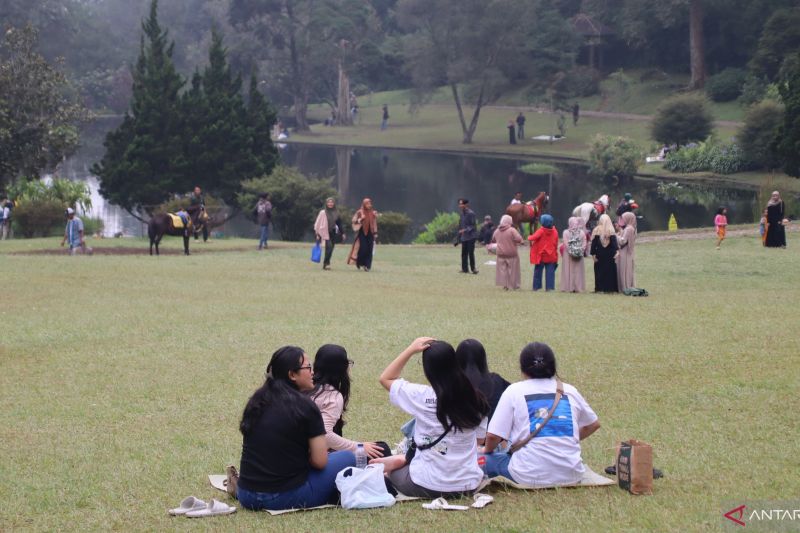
top-left (208, 475), bottom-right (420, 515)
top-left (490, 466), bottom-right (614, 490)
top-left (531, 135), bottom-right (565, 141)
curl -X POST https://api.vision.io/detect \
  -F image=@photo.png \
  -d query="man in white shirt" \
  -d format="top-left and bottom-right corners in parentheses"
top-left (509, 192), bottom-right (523, 205)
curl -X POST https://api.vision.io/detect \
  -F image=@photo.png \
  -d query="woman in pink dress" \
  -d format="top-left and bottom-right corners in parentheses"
top-left (560, 216), bottom-right (587, 293)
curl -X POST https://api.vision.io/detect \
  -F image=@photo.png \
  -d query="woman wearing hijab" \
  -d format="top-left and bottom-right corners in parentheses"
top-left (528, 214), bottom-right (559, 291)
top-left (314, 198), bottom-right (345, 270)
top-left (764, 191), bottom-right (786, 248)
top-left (560, 216), bottom-right (587, 293)
top-left (616, 211), bottom-right (637, 293)
top-left (347, 198), bottom-right (378, 271)
top-left (492, 214), bottom-right (524, 290)
top-left (590, 214), bottom-right (619, 293)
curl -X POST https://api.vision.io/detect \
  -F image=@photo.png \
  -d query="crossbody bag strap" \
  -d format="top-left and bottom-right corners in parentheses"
top-left (508, 379), bottom-right (564, 454)
top-left (417, 424), bottom-right (453, 451)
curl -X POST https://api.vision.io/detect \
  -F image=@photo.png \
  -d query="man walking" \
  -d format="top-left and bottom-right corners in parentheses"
top-left (516, 112), bottom-right (526, 140)
top-left (189, 186), bottom-right (208, 242)
top-left (458, 198), bottom-right (479, 274)
top-left (255, 193), bottom-right (273, 250)
top-left (0, 196), bottom-right (10, 240)
top-left (60, 208), bottom-right (86, 255)
top-left (381, 104), bottom-right (389, 130)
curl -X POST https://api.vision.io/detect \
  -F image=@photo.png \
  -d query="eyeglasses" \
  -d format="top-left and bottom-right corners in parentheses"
top-left (296, 365), bottom-right (313, 372)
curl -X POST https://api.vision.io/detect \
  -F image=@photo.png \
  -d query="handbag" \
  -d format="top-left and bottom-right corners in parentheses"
top-left (508, 379), bottom-right (563, 454)
top-left (310, 242), bottom-right (321, 263)
top-left (335, 463), bottom-right (396, 509)
top-left (405, 424), bottom-right (452, 464)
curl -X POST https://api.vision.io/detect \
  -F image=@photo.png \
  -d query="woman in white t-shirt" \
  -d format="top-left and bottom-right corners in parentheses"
top-left (372, 337), bottom-right (489, 498)
top-left (480, 342), bottom-right (601, 487)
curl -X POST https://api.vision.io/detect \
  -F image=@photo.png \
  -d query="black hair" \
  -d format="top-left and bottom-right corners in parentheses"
top-left (455, 339), bottom-right (489, 387)
top-left (423, 341), bottom-right (489, 431)
top-left (459, 198), bottom-right (469, 205)
top-left (717, 206), bottom-right (727, 215)
top-left (310, 344), bottom-right (351, 412)
top-left (259, 193), bottom-right (267, 199)
top-left (520, 342), bottom-right (557, 379)
top-left (239, 346), bottom-right (314, 435)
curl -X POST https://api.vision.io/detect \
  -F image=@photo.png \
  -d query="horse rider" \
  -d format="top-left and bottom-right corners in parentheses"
top-left (190, 186), bottom-right (209, 242)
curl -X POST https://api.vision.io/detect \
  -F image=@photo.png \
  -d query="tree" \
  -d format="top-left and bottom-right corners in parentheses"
top-left (587, 135), bottom-right (642, 180)
top-left (0, 25), bottom-right (87, 187)
top-left (739, 100), bottom-right (784, 170)
top-left (397, 0), bottom-right (534, 144)
top-left (651, 93), bottom-right (714, 147)
top-left (93, 0), bottom-right (186, 214)
top-left (749, 7), bottom-right (800, 83)
top-left (775, 53), bottom-right (800, 177)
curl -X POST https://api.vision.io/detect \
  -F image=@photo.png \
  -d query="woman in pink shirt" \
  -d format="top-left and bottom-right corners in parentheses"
top-left (714, 207), bottom-right (728, 249)
top-left (492, 214), bottom-right (524, 290)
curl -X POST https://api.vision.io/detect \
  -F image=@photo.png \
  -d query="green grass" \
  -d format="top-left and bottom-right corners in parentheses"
top-left (2, 234), bottom-right (798, 531)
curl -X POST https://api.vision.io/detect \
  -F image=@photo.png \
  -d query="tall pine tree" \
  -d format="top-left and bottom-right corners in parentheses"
top-left (94, 0), bottom-right (185, 214)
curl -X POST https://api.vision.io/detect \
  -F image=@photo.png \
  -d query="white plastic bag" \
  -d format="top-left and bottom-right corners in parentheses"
top-left (335, 463), bottom-right (395, 510)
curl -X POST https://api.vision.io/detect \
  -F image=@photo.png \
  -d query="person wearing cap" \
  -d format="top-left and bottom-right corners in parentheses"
top-left (478, 215), bottom-right (495, 246)
top-left (458, 198), bottom-right (479, 274)
top-left (615, 193), bottom-right (636, 217)
top-left (189, 186), bottom-right (209, 242)
top-left (60, 208), bottom-right (86, 255)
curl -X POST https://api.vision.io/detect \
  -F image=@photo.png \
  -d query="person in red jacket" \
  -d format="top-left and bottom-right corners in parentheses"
top-left (528, 214), bottom-right (559, 291)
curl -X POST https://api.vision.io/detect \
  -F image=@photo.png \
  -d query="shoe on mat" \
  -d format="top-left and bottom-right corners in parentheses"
top-left (471, 493), bottom-right (494, 509)
top-left (185, 499), bottom-right (237, 518)
top-left (421, 497), bottom-right (469, 511)
top-left (169, 496), bottom-right (207, 516)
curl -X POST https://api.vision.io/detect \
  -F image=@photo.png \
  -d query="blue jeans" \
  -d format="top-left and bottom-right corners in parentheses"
top-left (533, 263), bottom-right (557, 291)
top-left (237, 451), bottom-right (356, 511)
top-left (479, 452), bottom-right (515, 481)
top-left (258, 224), bottom-right (269, 249)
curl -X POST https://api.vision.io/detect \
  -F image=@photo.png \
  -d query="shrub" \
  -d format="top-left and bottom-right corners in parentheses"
top-left (739, 75), bottom-right (768, 106)
top-left (551, 66), bottom-right (600, 99)
top-left (651, 93), bottom-right (714, 147)
top-left (377, 211), bottom-right (412, 244)
top-left (587, 135), bottom-right (642, 180)
top-left (738, 100), bottom-right (785, 169)
top-left (413, 212), bottom-right (460, 244)
top-left (238, 166), bottom-right (336, 241)
top-left (705, 68), bottom-right (747, 102)
top-left (81, 217), bottom-right (105, 236)
top-left (12, 198), bottom-right (65, 238)
top-left (663, 138), bottom-right (747, 175)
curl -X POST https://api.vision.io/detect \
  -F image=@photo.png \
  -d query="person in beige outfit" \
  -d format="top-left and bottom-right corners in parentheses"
top-left (560, 216), bottom-right (587, 293)
top-left (492, 214), bottom-right (524, 290)
top-left (616, 211), bottom-right (637, 292)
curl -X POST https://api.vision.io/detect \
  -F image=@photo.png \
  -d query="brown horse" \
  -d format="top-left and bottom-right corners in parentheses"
top-left (505, 192), bottom-right (549, 235)
top-left (148, 204), bottom-right (205, 256)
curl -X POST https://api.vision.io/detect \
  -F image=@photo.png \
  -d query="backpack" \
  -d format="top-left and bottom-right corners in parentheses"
top-left (567, 229), bottom-right (584, 258)
top-left (623, 287), bottom-right (649, 297)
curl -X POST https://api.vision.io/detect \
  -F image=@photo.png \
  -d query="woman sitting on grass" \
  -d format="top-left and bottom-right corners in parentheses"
top-left (455, 339), bottom-right (510, 421)
top-left (480, 342), bottom-right (600, 487)
top-left (235, 346), bottom-right (355, 511)
top-left (372, 338), bottom-right (489, 498)
top-left (308, 344), bottom-right (390, 458)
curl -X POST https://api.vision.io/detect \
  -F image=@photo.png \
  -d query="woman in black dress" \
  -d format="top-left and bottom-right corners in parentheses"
top-left (590, 214), bottom-right (619, 293)
top-left (765, 191), bottom-right (786, 248)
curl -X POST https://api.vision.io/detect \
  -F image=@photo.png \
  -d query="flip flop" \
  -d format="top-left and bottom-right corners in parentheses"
top-left (168, 496), bottom-right (207, 516)
top-left (471, 493), bottom-right (494, 509)
top-left (185, 499), bottom-right (237, 518)
top-left (421, 497), bottom-right (469, 511)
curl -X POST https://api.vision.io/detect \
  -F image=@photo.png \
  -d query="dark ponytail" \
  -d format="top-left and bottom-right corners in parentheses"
top-left (239, 346), bottom-right (314, 435)
top-left (520, 342), bottom-right (557, 379)
top-left (310, 344), bottom-right (351, 412)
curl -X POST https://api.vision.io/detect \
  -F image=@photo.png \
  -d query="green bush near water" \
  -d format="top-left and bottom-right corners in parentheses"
top-left (663, 138), bottom-right (747, 174)
top-left (587, 134), bottom-right (642, 180)
top-left (413, 211), bottom-right (460, 244)
top-left (377, 211), bottom-right (412, 244)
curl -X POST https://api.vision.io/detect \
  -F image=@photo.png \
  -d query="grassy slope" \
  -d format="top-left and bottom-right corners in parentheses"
top-left (2, 235), bottom-right (798, 531)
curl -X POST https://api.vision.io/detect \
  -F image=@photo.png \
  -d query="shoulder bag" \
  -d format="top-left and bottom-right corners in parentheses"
top-left (405, 424), bottom-right (452, 464)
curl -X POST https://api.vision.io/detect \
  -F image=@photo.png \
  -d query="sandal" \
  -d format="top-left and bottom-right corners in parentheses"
top-left (224, 465), bottom-right (239, 498)
top-left (168, 496), bottom-right (207, 516)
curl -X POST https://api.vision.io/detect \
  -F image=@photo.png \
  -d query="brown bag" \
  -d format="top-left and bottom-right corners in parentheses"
top-left (616, 439), bottom-right (653, 495)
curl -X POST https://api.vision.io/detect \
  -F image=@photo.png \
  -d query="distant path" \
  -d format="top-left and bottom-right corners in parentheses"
top-left (638, 225), bottom-right (797, 243)
top-left (486, 104), bottom-right (742, 128)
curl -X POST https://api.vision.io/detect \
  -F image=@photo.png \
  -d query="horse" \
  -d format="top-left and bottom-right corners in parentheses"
top-left (148, 204), bottom-right (205, 256)
top-left (505, 191), bottom-right (549, 235)
top-left (572, 194), bottom-right (610, 232)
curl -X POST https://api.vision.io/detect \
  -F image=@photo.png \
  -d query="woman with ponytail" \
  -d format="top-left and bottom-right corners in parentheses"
top-left (373, 338), bottom-right (490, 498)
top-left (480, 342), bottom-right (601, 486)
top-left (235, 346), bottom-right (356, 511)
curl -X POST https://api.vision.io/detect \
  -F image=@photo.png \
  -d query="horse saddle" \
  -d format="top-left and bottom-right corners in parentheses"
top-left (525, 203), bottom-right (538, 219)
top-left (168, 212), bottom-right (191, 229)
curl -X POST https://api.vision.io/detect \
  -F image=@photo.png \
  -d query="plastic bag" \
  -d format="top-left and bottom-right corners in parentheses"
top-left (311, 242), bottom-right (321, 263)
top-left (335, 463), bottom-right (395, 510)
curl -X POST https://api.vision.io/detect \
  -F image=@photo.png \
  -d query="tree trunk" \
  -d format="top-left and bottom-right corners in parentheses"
top-left (451, 83), bottom-right (470, 142)
top-left (337, 59), bottom-right (353, 126)
top-left (294, 95), bottom-right (309, 131)
top-left (285, 0), bottom-right (310, 131)
top-left (688, 0), bottom-right (706, 89)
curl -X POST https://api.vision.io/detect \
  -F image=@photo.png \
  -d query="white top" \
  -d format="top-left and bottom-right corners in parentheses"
top-left (390, 379), bottom-right (486, 492)
top-left (488, 377), bottom-right (597, 486)
top-left (510, 199), bottom-right (522, 205)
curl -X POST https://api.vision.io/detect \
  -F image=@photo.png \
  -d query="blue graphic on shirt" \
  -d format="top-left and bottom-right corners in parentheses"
top-left (524, 393), bottom-right (573, 438)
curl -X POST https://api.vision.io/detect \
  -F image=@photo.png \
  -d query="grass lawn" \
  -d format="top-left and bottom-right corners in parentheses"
top-left (2, 233), bottom-right (798, 531)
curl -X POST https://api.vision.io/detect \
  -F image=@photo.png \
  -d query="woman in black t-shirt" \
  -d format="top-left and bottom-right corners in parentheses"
top-left (456, 339), bottom-right (510, 422)
top-left (236, 346), bottom-right (356, 511)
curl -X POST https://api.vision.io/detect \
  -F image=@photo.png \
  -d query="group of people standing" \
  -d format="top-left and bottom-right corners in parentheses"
top-left (314, 197), bottom-right (378, 272)
top-left (478, 209), bottom-right (637, 294)
top-left (229, 337), bottom-right (599, 511)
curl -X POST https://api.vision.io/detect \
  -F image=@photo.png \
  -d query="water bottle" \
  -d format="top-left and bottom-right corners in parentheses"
top-left (355, 443), bottom-right (368, 469)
